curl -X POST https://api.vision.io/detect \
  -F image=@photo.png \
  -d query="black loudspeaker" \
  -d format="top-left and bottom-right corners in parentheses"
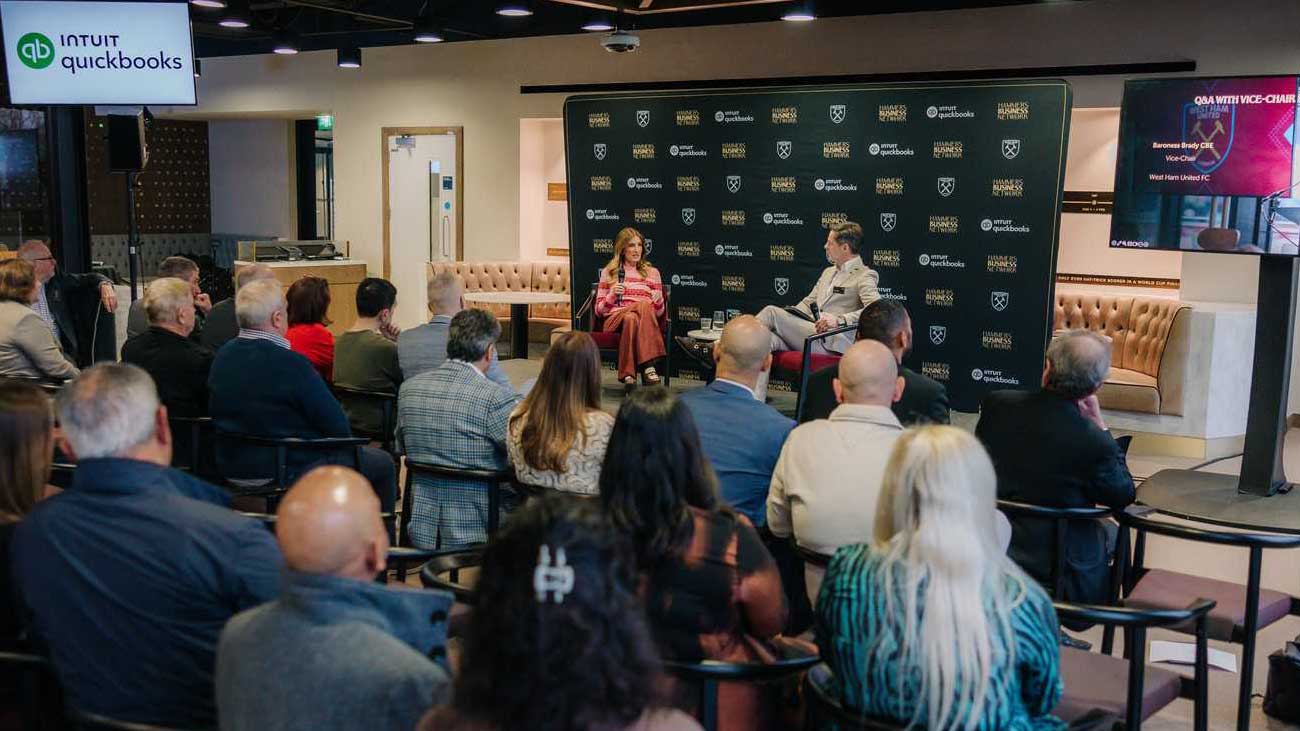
top-left (106, 114), bottom-right (148, 172)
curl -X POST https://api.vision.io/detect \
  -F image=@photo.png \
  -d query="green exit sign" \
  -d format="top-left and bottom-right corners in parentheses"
top-left (316, 115), bottom-right (334, 131)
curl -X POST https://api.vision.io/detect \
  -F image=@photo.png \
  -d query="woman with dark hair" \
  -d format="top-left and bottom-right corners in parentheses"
top-left (595, 227), bottom-right (666, 387)
top-left (285, 275), bottom-right (334, 382)
top-left (599, 388), bottom-right (787, 731)
top-left (418, 494), bottom-right (700, 731)
top-left (507, 331), bottom-right (612, 496)
top-left (0, 380), bottom-right (55, 639)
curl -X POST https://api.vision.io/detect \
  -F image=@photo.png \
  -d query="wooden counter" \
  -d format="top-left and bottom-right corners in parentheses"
top-left (235, 259), bottom-right (367, 335)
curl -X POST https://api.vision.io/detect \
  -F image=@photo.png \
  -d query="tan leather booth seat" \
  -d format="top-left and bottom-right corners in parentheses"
top-left (1053, 292), bottom-right (1191, 415)
top-left (428, 260), bottom-right (571, 335)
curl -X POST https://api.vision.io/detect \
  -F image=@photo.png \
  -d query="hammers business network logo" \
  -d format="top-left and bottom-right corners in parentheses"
top-left (17, 33), bottom-right (54, 69)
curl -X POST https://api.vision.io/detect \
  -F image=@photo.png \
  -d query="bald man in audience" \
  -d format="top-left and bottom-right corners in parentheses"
top-left (216, 466), bottom-right (451, 731)
top-left (679, 315), bottom-right (795, 526)
top-left (201, 263), bottom-right (276, 352)
top-left (398, 270), bottom-right (511, 387)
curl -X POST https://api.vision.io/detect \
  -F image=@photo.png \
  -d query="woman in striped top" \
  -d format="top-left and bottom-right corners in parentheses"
top-left (596, 227), bottom-right (666, 386)
top-left (816, 425), bottom-right (1064, 731)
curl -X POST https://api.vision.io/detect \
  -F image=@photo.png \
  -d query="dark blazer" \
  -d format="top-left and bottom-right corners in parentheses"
top-left (800, 363), bottom-right (950, 426)
top-left (121, 327), bottom-right (215, 417)
top-left (975, 388), bottom-right (1135, 604)
top-left (44, 271), bottom-right (110, 365)
top-left (208, 337), bottom-right (352, 480)
top-left (200, 298), bottom-right (239, 352)
top-left (678, 379), bottom-right (794, 526)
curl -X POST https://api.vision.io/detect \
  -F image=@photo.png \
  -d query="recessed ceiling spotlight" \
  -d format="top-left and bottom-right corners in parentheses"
top-left (582, 17), bottom-right (614, 32)
top-left (272, 29), bottom-right (300, 55)
top-left (496, 2), bottom-right (533, 17)
top-left (781, 1), bottom-right (816, 21)
top-left (190, 0), bottom-right (226, 8)
top-left (337, 47), bottom-right (362, 68)
top-left (218, 0), bottom-right (250, 28)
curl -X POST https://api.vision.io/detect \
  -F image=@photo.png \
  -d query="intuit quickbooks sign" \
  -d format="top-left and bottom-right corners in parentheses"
top-left (1, 1), bottom-right (196, 105)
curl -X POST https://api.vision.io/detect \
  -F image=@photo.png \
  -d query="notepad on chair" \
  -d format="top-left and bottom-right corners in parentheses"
top-left (1150, 640), bottom-right (1237, 673)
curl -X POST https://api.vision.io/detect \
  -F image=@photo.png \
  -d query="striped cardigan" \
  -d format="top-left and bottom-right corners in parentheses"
top-left (595, 265), bottom-right (665, 319)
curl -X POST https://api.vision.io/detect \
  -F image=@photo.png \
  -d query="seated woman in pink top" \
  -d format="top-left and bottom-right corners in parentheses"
top-left (285, 276), bottom-right (334, 383)
top-left (595, 227), bottom-right (666, 387)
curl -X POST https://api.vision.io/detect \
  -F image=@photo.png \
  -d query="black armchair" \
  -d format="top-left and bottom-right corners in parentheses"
top-left (803, 666), bottom-right (907, 731)
top-left (767, 322), bottom-right (855, 422)
top-left (418, 547), bottom-right (484, 605)
top-left (214, 431), bottom-right (368, 506)
top-left (167, 416), bottom-right (214, 477)
top-left (400, 459), bottom-right (514, 548)
top-left (663, 653), bottom-right (820, 731)
top-left (330, 385), bottom-right (398, 455)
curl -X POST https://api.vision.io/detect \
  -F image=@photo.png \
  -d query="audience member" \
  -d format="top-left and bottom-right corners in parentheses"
top-left (0, 381), bottom-right (54, 640)
top-left (121, 277), bottom-right (215, 417)
top-left (0, 259), bottom-right (78, 382)
top-left (11, 364), bottom-right (282, 727)
top-left (595, 226), bottom-right (666, 386)
top-left (600, 388), bottom-right (786, 731)
top-left (767, 340), bottom-right (903, 556)
top-left (398, 269), bottom-right (511, 386)
top-left (976, 330), bottom-right (1135, 606)
top-left (17, 239), bottom-right (116, 365)
top-left (507, 331), bottom-right (612, 496)
top-left (800, 299), bottom-right (949, 425)
top-left (126, 255), bottom-right (212, 340)
top-left (815, 426), bottom-right (1062, 730)
top-left (286, 275), bottom-right (335, 382)
top-left (418, 495), bottom-right (701, 731)
top-left (208, 279), bottom-right (396, 516)
top-left (335, 277), bottom-right (403, 436)
top-left (679, 315), bottom-right (794, 526)
top-left (217, 466), bottom-right (451, 731)
top-left (202, 263), bottom-right (275, 351)
top-left (398, 308), bottom-right (521, 548)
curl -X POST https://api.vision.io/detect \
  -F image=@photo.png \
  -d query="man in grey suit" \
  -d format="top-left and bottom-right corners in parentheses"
top-left (397, 309), bottom-right (521, 549)
top-left (397, 270), bottom-right (511, 388)
top-left (756, 221), bottom-right (880, 356)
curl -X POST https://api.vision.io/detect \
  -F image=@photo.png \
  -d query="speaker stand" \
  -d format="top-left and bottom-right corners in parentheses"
top-left (124, 171), bottom-right (141, 303)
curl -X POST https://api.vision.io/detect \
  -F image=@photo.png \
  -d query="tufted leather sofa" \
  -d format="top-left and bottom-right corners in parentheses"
top-left (1053, 292), bottom-right (1191, 415)
top-left (427, 260), bottom-right (571, 334)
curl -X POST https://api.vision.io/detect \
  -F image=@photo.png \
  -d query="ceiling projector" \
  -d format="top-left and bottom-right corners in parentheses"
top-left (601, 30), bottom-right (640, 53)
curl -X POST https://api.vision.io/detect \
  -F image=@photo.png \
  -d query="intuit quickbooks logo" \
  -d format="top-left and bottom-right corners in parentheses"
top-left (17, 33), bottom-right (54, 69)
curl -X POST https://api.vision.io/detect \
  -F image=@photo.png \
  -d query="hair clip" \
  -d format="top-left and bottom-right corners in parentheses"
top-left (534, 545), bottom-right (575, 604)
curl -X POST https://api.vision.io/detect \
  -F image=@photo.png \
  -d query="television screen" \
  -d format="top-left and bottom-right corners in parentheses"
top-left (0, 1), bottom-right (196, 105)
top-left (0, 130), bottom-right (39, 197)
top-left (1110, 76), bottom-right (1300, 255)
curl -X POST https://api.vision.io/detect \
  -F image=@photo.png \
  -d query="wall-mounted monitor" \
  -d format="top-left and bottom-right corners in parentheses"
top-left (0, 0), bottom-right (196, 106)
top-left (1110, 76), bottom-right (1300, 255)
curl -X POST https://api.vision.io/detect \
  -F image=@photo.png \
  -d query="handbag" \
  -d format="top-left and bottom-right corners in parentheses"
top-left (1263, 637), bottom-right (1300, 721)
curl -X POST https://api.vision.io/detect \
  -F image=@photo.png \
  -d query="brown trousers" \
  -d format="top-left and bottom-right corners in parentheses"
top-left (602, 299), bottom-right (666, 380)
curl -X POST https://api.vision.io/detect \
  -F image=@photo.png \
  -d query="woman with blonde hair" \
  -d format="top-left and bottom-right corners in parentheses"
top-left (595, 227), bottom-right (666, 387)
top-left (507, 331), bottom-right (613, 495)
top-left (816, 425), bottom-right (1063, 731)
top-left (0, 380), bottom-right (56, 638)
top-left (0, 258), bottom-right (78, 382)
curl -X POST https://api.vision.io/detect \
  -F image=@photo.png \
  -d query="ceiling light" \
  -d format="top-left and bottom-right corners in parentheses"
top-left (413, 10), bottom-right (444, 43)
top-left (218, 0), bottom-right (250, 28)
top-left (582, 17), bottom-right (614, 32)
top-left (337, 47), bottom-right (361, 68)
top-left (781, 1), bottom-right (816, 20)
top-left (190, 0), bottom-right (226, 8)
top-left (193, 58), bottom-right (202, 77)
top-left (495, 2), bottom-right (533, 17)
top-left (272, 29), bottom-right (299, 55)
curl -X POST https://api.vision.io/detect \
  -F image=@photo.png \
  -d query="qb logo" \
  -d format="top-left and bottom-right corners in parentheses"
top-left (18, 33), bottom-right (54, 69)
top-left (981, 219), bottom-right (993, 232)
top-left (971, 368), bottom-right (984, 382)
top-left (926, 106), bottom-right (939, 119)
top-left (918, 254), bottom-right (932, 266)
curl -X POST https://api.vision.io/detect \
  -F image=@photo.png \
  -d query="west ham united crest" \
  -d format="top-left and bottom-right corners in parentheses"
top-left (880, 212), bottom-right (897, 232)
top-left (636, 110), bottom-right (650, 128)
top-left (726, 175), bottom-right (742, 193)
top-left (774, 277), bottom-right (790, 296)
top-left (937, 176), bottom-right (956, 197)
top-left (829, 104), bottom-right (847, 124)
top-left (681, 208), bottom-right (696, 226)
top-left (776, 140), bottom-right (792, 160)
top-left (991, 291), bottom-right (1010, 312)
top-left (593, 143), bottom-right (606, 160)
top-left (1183, 102), bottom-right (1236, 174)
top-left (1001, 139), bottom-right (1022, 160)
top-left (929, 325), bottom-right (947, 345)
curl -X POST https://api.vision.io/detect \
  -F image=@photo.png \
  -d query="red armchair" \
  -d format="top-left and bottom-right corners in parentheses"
top-left (574, 283), bottom-right (673, 386)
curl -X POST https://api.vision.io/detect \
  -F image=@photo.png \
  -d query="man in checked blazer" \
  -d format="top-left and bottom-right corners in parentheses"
top-left (397, 308), bottom-right (521, 549)
top-left (756, 221), bottom-right (880, 356)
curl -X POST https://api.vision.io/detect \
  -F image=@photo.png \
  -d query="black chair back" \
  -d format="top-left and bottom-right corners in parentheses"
top-left (418, 547), bottom-right (484, 605)
top-left (400, 459), bottom-right (513, 548)
top-left (213, 430), bottom-right (368, 502)
top-left (167, 416), bottom-right (214, 477)
top-left (663, 654), bottom-right (820, 731)
top-left (995, 499), bottom-right (1115, 600)
top-left (68, 709), bottom-right (202, 731)
top-left (330, 385), bottom-right (398, 454)
top-left (0, 649), bottom-right (61, 730)
top-left (803, 668), bottom-right (907, 731)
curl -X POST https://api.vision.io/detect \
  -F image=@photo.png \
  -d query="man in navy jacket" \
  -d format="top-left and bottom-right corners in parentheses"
top-left (679, 315), bottom-right (795, 526)
top-left (207, 279), bottom-right (396, 516)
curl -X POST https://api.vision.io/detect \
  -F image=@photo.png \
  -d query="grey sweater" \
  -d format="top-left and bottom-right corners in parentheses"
top-left (216, 570), bottom-right (453, 731)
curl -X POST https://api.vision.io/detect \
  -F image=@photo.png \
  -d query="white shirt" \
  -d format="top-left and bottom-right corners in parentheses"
top-left (713, 377), bottom-right (758, 401)
top-left (237, 328), bottom-right (290, 349)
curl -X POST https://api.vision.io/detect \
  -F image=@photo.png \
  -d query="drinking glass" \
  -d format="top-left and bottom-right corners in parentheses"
top-left (712, 310), bottom-right (725, 331)
top-left (699, 317), bottom-right (712, 332)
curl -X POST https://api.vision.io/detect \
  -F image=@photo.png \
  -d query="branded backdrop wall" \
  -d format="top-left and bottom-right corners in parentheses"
top-left (564, 81), bottom-right (1072, 411)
